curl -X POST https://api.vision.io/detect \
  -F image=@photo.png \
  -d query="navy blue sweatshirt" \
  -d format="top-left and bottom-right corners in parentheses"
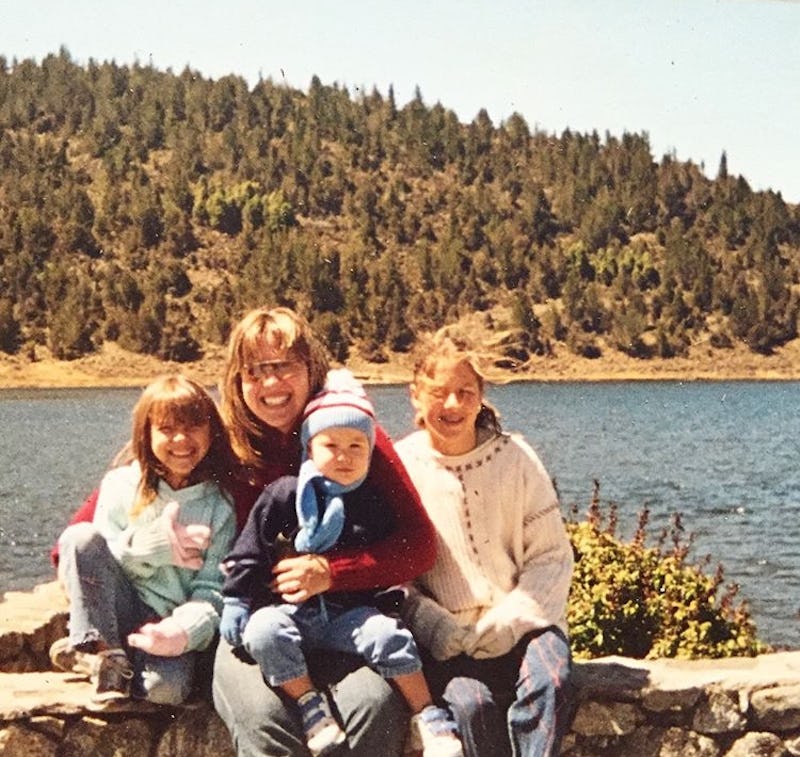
top-left (221, 475), bottom-right (400, 612)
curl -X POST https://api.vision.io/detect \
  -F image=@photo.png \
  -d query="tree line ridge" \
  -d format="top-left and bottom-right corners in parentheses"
top-left (1, 48), bottom-right (798, 369)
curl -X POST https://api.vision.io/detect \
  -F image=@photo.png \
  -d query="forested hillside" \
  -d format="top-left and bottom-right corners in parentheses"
top-left (1, 48), bottom-right (799, 371)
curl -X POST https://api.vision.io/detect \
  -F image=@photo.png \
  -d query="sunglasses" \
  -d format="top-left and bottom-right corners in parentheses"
top-left (243, 360), bottom-right (302, 381)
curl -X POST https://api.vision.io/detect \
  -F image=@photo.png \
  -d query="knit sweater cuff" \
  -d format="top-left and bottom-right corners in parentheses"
top-left (127, 521), bottom-right (173, 564)
top-left (171, 600), bottom-right (219, 651)
top-left (490, 588), bottom-right (566, 637)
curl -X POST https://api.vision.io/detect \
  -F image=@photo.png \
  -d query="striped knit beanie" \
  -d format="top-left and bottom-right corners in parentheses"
top-left (300, 368), bottom-right (376, 452)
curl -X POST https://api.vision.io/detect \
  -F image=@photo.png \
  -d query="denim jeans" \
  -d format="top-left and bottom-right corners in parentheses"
top-left (58, 522), bottom-right (197, 704)
top-left (243, 598), bottom-right (422, 686)
top-left (213, 635), bottom-right (408, 757)
top-left (423, 626), bottom-right (573, 757)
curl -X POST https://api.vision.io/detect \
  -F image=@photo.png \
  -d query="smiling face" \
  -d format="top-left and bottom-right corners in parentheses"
top-left (240, 339), bottom-right (311, 435)
top-left (308, 426), bottom-right (371, 487)
top-left (411, 357), bottom-right (483, 455)
top-left (150, 418), bottom-right (212, 489)
top-left (221, 309), bottom-right (329, 463)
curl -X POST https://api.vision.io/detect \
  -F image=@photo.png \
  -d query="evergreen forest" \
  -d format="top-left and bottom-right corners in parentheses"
top-left (2, 48), bottom-right (799, 368)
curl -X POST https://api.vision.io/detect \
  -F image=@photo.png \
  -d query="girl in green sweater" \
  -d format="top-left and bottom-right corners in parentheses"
top-left (51, 374), bottom-right (238, 708)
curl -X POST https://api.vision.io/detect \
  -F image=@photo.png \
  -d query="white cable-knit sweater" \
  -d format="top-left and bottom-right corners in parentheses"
top-left (395, 430), bottom-right (573, 652)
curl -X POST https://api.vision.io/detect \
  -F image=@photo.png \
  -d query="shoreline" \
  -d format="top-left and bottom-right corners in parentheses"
top-left (3, 339), bottom-right (800, 389)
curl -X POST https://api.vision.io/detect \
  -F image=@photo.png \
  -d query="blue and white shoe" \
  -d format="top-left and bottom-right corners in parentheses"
top-left (297, 688), bottom-right (347, 756)
top-left (409, 705), bottom-right (463, 757)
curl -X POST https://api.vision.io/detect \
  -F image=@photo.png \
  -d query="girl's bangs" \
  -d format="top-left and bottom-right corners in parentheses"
top-left (149, 389), bottom-right (211, 428)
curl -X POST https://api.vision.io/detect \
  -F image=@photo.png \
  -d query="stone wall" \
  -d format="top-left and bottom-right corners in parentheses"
top-left (2, 582), bottom-right (799, 756)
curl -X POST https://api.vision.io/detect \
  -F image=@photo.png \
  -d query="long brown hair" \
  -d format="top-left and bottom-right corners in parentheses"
top-left (411, 329), bottom-right (503, 435)
top-left (219, 306), bottom-right (330, 468)
top-left (130, 374), bottom-right (238, 516)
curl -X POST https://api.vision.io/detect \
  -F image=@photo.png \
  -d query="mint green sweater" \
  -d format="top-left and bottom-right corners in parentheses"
top-left (92, 462), bottom-right (235, 651)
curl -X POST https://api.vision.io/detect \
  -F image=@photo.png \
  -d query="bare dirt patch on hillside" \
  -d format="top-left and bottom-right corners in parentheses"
top-left (3, 336), bottom-right (800, 390)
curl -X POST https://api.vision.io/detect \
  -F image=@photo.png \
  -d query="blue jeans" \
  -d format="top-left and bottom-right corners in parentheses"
top-left (58, 522), bottom-right (197, 704)
top-left (243, 599), bottom-right (422, 685)
top-left (423, 626), bottom-right (573, 757)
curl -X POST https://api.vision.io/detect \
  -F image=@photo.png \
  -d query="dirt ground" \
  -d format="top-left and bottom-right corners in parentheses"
top-left (3, 337), bottom-right (800, 389)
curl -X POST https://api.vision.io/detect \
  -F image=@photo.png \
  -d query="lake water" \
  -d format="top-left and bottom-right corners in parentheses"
top-left (1, 381), bottom-right (797, 650)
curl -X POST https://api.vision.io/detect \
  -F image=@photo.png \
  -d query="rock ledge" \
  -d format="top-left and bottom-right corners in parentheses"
top-left (2, 582), bottom-right (799, 756)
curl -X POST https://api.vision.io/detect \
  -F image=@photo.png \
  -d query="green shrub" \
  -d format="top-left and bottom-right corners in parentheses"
top-left (565, 480), bottom-right (769, 660)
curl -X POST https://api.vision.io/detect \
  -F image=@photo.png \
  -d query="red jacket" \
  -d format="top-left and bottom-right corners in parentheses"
top-left (52, 424), bottom-right (436, 592)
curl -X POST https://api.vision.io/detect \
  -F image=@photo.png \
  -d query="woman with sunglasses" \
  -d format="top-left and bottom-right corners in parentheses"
top-left (212, 307), bottom-right (437, 756)
top-left (54, 306), bottom-right (437, 756)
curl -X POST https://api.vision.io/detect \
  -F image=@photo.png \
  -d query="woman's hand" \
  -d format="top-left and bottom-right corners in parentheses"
top-left (127, 616), bottom-right (189, 657)
top-left (271, 554), bottom-right (332, 603)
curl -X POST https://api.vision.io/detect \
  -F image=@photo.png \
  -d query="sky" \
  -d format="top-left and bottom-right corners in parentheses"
top-left (2, 0), bottom-right (799, 202)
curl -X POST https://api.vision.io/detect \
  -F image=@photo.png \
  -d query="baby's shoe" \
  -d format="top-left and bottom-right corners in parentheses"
top-left (297, 688), bottom-right (347, 756)
top-left (409, 705), bottom-right (463, 757)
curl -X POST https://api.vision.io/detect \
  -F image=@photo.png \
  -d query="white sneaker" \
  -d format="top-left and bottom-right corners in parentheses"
top-left (297, 689), bottom-right (347, 756)
top-left (409, 705), bottom-right (463, 757)
top-left (49, 637), bottom-right (96, 676)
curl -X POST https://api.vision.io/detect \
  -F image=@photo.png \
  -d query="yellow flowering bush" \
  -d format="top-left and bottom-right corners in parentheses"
top-left (565, 481), bottom-right (769, 660)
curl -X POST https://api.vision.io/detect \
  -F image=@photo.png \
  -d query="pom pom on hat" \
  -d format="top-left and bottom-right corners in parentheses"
top-left (301, 368), bottom-right (376, 451)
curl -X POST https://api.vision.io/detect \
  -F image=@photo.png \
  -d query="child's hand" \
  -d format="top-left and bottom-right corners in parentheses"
top-left (220, 598), bottom-right (251, 647)
top-left (161, 501), bottom-right (211, 569)
top-left (467, 612), bottom-right (516, 659)
top-left (402, 589), bottom-right (472, 661)
top-left (128, 617), bottom-right (189, 656)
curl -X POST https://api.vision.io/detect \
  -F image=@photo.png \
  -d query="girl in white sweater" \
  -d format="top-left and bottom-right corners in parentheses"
top-left (395, 332), bottom-right (574, 757)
